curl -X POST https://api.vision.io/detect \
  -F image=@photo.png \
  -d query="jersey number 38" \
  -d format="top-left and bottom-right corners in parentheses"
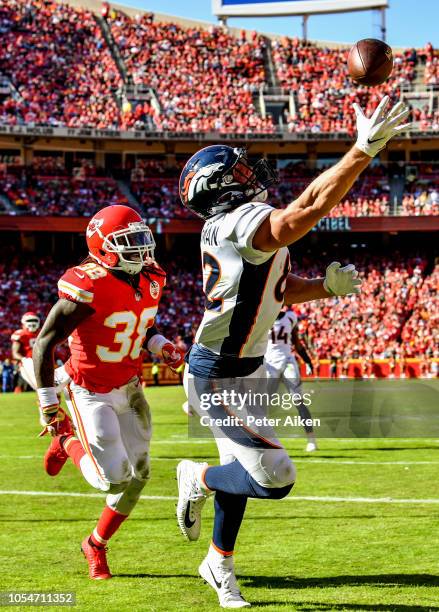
top-left (96, 307), bottom-right (157, 363)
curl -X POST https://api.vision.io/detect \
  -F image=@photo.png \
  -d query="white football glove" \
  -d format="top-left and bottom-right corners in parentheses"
top-left (305, 363), bottom-right (314, 376)
top-left (323, 262), bottom-right (362, 297)
top-left (354, 95), bottom-right (411, 158)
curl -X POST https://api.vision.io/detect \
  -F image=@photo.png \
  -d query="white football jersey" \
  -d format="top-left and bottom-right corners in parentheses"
top-left (265, 310), bottom-right (298, 366)
top-left (195, 202), bottom-right (290, 359)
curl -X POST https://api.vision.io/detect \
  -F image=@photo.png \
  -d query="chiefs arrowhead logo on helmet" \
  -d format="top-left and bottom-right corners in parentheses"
top-left (86, 205), bottom-right (156, 276)
top-left (86, 218), bottom-right (104, 239)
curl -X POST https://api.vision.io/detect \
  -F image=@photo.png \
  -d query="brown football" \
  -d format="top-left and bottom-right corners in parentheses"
top-left (348, 38), bottom-right (393, 86)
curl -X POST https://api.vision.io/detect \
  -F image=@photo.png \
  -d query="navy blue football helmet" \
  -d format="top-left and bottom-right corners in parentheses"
top-left (179, 145), bottom-right (278, 220)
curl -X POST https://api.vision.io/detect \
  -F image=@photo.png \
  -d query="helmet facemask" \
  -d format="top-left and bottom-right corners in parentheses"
top-left (22, 316), bottom-right (40, 332)
top-left (92, 221), bottom-right (156, 276)
top-left (211, 150), bottom-right (278, 215)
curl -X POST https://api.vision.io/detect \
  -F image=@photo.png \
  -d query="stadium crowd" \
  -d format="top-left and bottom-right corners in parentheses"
top-left (0, 250), bottom-right (61, 359)
top-left (109, 11), bottom-right (274, 133)
top-left (0, 1), bottom-right (436, 135)
top-left (0, 0), bottom-right (121, 128)
top-left (294, 254), bottom-right (433, 363)
top-left (401, 186), bottom-right (439, 215)
top-left (273, 38), bottom-right (416, 133)
top-left (1, 157), bottom-right (438, 217)
top-left (1, 170), bottom-right (127, 216)
top-left (424, 42), bottom-right (439, 86)
top-left (401, 264), bottom-right (438, 360)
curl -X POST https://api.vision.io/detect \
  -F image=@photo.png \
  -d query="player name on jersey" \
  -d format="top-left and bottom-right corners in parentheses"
top-left (201, 223), bottom-right (219, 247)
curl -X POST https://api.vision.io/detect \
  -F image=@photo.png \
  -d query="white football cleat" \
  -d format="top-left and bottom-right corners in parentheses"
top-left (199, 554), bottom-right (251, 608)
top-left (182, 401), bottom-right (194, 416)
top-left (176, 460), bottom-right (209, 541)
top-left (305, 436), bottom-right (318, 452)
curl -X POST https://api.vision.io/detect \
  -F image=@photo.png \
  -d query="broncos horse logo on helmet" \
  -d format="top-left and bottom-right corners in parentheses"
top-left (179, 145), bottom-right (278, 220)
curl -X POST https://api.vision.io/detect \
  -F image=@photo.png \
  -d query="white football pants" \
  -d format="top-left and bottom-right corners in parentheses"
top-left (63, 377), bottom-right (152, 515)
top-left (183, 365), bottom-right (296, 489)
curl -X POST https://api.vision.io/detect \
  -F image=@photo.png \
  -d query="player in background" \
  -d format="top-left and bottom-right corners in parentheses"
top-left (11, 312), bottom-right (71, 431)
top-left (175, 95), bottom-right (410, 608)
top-left (11, 312), bottom-right (40, 390)
top-left (265, 304), bottom-right (318, 452)
top-left (33, 205), bottom-right (184, 580)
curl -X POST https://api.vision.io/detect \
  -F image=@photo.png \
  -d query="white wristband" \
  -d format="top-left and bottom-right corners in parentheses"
top-left (147, 334), bottom-right (169, 355)
top-left (37, 387), bottom-right (58, 409)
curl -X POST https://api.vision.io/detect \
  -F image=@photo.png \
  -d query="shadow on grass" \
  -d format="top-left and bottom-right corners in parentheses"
top-left (0, 517), bottom-right (177, 523)
top-left (255, 603), bottom-right (439, 611)
top-left (244, 515), bottom-right (432, 521)
top-left (293, 455), bottom-right (362, 459)
top-left (112, 573), bottom-right (195, 579)
top-left (242, 573), bottom-right (439, 589)
top-left (360, 446), bottom-right (439, 452)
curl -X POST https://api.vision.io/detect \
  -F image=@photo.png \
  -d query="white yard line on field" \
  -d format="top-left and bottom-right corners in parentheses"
top-left (0, 490), bottom-right (175, 501)
top-left (1, 455), bottom-right (439, 466)
top-left (293, 459), bottom-right (439, 465)
top-left (0, 489), bottom-right (439, 505)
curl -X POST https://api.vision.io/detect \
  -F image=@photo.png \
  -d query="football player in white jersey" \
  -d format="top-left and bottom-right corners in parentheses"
top-left (265, 305), bottom-right (318, 452)
top-left (175, 96), bottom-right (410, 608)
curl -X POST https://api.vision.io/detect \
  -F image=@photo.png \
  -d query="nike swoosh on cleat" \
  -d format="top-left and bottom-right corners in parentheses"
top-left (207, 563), bottom-right (222, 590)
top-left (184, 503), bottom-right (195, 528)
top-left (367, 137), bottom-right (385, 144)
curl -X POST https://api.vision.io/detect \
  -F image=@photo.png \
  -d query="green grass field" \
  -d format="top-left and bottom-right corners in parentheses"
top-left (0, 384), bottom-right (439, 611)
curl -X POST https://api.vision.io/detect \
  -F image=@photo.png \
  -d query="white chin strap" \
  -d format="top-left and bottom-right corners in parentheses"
top-left (90, 252), bottom-right (144, 275)
top-left (119, 258), bottom-right (143, 275)
top-left (251, 189), bottom-right (268, 203)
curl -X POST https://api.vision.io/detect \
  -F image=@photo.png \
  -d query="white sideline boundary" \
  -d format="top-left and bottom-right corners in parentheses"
top-left (1, 489), bottom-right (439, 505)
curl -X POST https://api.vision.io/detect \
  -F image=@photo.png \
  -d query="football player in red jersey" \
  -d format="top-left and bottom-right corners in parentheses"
top-left (11, 312), bottom-right (72, 433)
top-left (11, 312), bottom-right (40, 389)
top-left (33, 205), bottom-right (184, 580)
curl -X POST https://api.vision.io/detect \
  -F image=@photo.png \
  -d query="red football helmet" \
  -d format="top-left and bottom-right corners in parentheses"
top-left (86, 205), bottom-right (155, 275)
top-left (21, 312), bottom-right (40, 332)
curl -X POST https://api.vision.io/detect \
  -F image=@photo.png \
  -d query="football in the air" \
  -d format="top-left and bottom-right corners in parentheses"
top-left (347, 38), bottom-right (393, 86)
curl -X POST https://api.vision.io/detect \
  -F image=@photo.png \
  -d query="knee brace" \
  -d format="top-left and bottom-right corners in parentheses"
top-left (252, 449), bottom-right (296, 489)
top-left (271, 454), bottom-right (296, 487)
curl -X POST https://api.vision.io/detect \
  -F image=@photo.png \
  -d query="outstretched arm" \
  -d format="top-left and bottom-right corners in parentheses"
top-left (255, 147), bottom-right (370, 251)
top-left (33, 299), bottom-right (93, 388)
top-left (253, 97), bottom-right (410, 252)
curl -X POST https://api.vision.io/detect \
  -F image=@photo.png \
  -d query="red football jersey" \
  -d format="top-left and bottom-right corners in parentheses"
top-left (58, 261), bottom-right (166, 392)
top-left (10, 328), bottom-right (37, 358)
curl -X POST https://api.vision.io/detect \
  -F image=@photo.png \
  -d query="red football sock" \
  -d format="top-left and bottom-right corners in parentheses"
top-left (62, 435), bottom-right (85, 470)
top-left (90, 506), bottom-right (128, 548)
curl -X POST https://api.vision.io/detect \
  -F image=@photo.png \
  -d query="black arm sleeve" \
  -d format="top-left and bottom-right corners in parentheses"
top-left (142, 325), bottom-right (161, 349)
